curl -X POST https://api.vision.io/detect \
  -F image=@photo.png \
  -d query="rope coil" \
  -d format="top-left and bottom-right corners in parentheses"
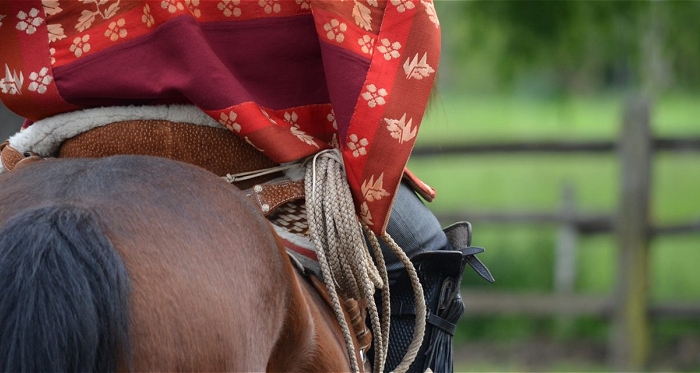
top-left (305, 149), bottom-right (426, 373)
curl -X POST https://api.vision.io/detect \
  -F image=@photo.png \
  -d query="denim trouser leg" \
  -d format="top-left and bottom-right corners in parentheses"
top-left (377, 181), bottom-right (448, 285)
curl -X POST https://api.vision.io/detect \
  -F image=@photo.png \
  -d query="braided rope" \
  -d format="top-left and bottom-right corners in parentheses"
top-left (379, 233), bottom-right (426, 373)
top-left (362, 225), bottom-right (392, 372)
top-left (305, 149), bottom-right (426, 373)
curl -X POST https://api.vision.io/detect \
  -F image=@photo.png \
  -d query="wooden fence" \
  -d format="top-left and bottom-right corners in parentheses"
top-left (412, 96), bottom-right (700, 371)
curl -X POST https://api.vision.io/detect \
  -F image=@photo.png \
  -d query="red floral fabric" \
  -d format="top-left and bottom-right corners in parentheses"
top-left (0, 0), bottom-right (439, 234)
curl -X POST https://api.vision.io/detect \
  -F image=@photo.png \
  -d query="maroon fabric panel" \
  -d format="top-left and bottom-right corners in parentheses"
top-left (53, 15), bottom-right (330, 111)
top-left (318, 41), bottom-right (371, 141)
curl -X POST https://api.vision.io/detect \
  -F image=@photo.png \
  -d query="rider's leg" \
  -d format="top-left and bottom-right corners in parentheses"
top-left (379, 180), bottom-right (448, 284)
top-left (376, 181), bottom-right (493, 373)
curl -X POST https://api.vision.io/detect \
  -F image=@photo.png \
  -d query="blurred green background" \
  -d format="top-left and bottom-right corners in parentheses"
top-left (410, 1), bottom-right (700, 371)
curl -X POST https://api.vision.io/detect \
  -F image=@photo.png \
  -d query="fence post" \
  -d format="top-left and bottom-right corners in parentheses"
top-left (610, 97), bottom-right (652, 371)
top-left (555, 183), bottom-right (577, 295)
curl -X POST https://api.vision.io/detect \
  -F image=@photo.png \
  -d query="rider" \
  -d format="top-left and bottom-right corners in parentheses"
top-left (0, 1), bottom-right (491, 371)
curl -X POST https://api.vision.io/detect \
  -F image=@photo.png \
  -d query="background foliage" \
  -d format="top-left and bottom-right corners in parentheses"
top-left (437, 0), bottom-right (700, 96)
top-left (420, 1), bottom-right (700, 371)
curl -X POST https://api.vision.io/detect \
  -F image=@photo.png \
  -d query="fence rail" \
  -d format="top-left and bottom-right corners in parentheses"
top-left (434, 211), bottom-right (700, 235)
top-left (461, 291), bottom-right (700, 319)
top-left (412, 137), bottom-right (700, 157)
top-left (411, 96), bottom-right (700, 371)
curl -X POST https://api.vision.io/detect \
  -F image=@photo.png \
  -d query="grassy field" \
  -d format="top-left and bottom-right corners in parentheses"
top-left (407, 92), bottom-right (700, 370)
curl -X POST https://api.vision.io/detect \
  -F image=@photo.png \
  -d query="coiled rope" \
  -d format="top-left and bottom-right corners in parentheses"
top-left (305, 149), bottom-right (426, 373)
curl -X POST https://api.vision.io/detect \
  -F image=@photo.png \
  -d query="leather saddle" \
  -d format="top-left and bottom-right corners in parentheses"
top-left (1, 119), bottom-right (372, 356)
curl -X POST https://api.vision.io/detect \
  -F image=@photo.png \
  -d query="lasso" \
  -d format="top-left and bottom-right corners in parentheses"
top-left (305, 149), bottom-right (426, 373)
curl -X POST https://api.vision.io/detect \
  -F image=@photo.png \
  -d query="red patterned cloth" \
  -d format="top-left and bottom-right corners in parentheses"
top-left (0, 0), bottom-right (439, 234)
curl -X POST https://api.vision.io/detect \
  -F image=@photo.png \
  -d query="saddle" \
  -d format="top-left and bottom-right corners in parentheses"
top-left (1, 117), bottom-right (325, 272)
top-left (0, 114), bottom-right (374, 358)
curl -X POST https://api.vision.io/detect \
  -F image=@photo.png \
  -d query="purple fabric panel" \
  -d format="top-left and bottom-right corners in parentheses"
top-left (318, 41), bottom-right (371, 141)
top-left (53, 15), bottom-right (329, 110)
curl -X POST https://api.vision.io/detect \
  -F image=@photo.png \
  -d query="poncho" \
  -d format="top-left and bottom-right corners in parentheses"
top-left (0, 0), bottom-right (439, 234)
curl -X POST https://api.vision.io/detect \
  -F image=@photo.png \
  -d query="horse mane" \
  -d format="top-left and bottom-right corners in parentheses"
top-left (0, 204), bottom-right (131, 372)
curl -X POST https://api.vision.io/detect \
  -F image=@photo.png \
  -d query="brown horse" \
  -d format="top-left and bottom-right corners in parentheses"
top-left (0, 155), bottom-right (363, 372)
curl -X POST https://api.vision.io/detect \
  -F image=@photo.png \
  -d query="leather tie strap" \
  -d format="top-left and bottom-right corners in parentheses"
top-left (427, 313), bottom-right (457, 336)
top-left (391, 303), bottom-right (458, 336)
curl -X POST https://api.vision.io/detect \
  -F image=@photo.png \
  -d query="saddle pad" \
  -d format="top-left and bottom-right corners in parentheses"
top-left (272, 214), bottom-right (322, 280)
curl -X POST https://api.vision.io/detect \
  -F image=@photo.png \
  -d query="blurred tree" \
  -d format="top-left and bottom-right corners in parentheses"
top-left (436, 0), bottom-right (700, 95)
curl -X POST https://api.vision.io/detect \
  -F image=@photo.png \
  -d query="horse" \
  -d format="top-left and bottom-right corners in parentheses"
top-left (0, 155), bottom-right (365, 372)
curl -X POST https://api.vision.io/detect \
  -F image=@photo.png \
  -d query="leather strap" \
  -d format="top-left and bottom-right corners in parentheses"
top-left (427, 313), bottom-right (457, 335)
top-left (1, 140), bottom-right (23, 171)
top-left (389, 303), bottom-right (457, 336)
top-left (1, 141), bottom-right (44, 171)
top-left (245, 178), bottom-right (305, 217)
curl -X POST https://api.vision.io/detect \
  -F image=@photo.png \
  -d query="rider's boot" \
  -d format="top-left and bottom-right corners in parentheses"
top-left (384, 221), bottom-right (494, 373)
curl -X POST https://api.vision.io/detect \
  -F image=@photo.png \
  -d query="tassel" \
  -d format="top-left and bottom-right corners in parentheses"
top-left (423, 293), bottom-right (464, 372)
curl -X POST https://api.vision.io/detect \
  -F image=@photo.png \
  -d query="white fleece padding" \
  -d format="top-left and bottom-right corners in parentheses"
top-left (6, 105), bottom-right (224, 157)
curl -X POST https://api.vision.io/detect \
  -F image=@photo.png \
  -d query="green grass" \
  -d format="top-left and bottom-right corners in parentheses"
top-left (418, 92), bottom-right (700, 144)
top-left (454, 360), bottom-right (611, 373)
top-left (407, 92), bottom-right (700, 352)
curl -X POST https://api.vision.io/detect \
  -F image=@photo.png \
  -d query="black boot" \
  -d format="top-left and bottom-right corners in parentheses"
top-left (383, 221), bottom-right (493, 373)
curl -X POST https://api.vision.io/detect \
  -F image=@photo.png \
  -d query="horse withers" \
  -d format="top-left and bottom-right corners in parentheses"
top-left (0, 155), bottom-right (362, 372)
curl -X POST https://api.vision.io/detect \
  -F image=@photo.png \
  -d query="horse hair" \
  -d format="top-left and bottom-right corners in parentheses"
top-left (0, 204), bottom-right (131, 373)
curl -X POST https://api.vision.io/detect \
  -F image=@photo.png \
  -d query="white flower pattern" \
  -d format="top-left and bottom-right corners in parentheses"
top-left (324, 19), bottom-right (347, 43)
top-left (390, 0), bottom-right (415, 13)
top-left (348, 134), bottom-right (369, 157)
top-left (69, 35), bottom-right (91, 57)
top-left (284, 111), bottom-right (299, 126)
top-left (104, 19), bottom-right (127, 41)
top-left (142, 4), bottom-right (155, 27)
top-left (358, 35), bottom-right (375, 55)
top-left (186, 0), bottom-right (201, 17)
top-left (327, 109), bottom-right (338, 130)
top-left (361, 84), bottom-right (387, 108)
top-left (218, 0), bottom-right (242, 17)
top-left (219, 111), bottom-right (241, 132)
top-left (27, 67), bottom-right (53, 94)
top-left (377, 38), bottom-right (401, 60)
top-left (16, 8), bottom-right (44, 35)
top-left (258, 0), bottom-right (281, 14)
top-left (161, 0), bottom-right (184, 14)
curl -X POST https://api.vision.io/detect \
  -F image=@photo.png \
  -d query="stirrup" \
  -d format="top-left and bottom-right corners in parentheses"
top-left (383, 221), bottom-right (493, 373)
